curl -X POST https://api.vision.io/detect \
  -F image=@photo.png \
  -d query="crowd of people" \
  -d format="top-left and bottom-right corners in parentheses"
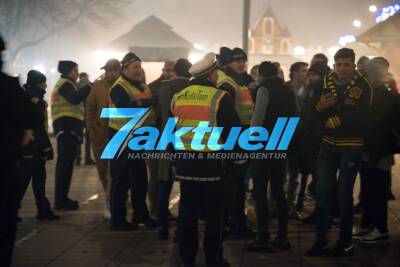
top-left (1, 32), bottom-right (400, 267)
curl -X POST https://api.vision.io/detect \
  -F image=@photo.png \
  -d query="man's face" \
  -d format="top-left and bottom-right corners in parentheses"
top-left (229, 59), bottom-right (247, 74)
top-left (162, 61), bottom-right (175, 80)
top-left (68, 66), bottom-right (79, 82)
top-left (209, 69), bottom-right (219, 85)
top-left (307, 72), bottom-right (321, 86)
top-left (295, 65), bottom-right (308, 84)
top-left (105, 69), bottom-right (120, 83)
top-left (124, 61), bottom-right (142, 81)
top-left (37, 81), bottom-right (47, 91)
top-left (334, 58), bottom-right (355, 80)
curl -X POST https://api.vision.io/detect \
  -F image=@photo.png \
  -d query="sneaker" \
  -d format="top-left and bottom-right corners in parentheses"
top-left (55, 200), bottom-right (79, 211)
top-left (359, 228), bottom-right (389, 244)
top-left (272, 236), bottom-right (291, 250)
top-left (352, 227), bottom-right (370, 237)
top-left (244, 239), bottom-right (274, 252)
top-left (37, 211), bottom-right (60, 221)
top-left (306, 238), bottom-right (330, 257)
top-left (110, 221), bottom-right (137, 231)
top-left (327, 241), bottom-right (354, 257)
top-left (132, 217), bottom-right (158, 228)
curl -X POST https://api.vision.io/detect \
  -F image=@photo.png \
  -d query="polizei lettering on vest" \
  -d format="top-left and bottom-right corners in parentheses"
top-left (100, 108), bottom-right (300, 159)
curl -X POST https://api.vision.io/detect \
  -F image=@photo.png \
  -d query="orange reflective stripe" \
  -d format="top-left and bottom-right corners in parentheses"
top-left (173, 105), bottom-right (211, 121)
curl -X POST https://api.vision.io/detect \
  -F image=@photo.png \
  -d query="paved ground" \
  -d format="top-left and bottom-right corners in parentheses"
top-left (13, 144), bottom-right (400, 267)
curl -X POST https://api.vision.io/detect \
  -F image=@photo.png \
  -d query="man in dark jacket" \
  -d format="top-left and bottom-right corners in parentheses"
top-left (147, 60), bottom-right (175, 216)
top-left (245, 61), bottom-right (298, 252)
top-left (216, 47), bottom-right (255, 239)
top-left (17, 70), bottom-right (59, 221)
top-left (108, 52), bottom-right (157, 231)
top-left (296, 62), bottom-right (330, 211)
top-left (357, 57), bottom-right (400, 244)
top-left (51, 60), bottom-right (91, 210)
top-left (157, 58), bottom-right (192, 240)
top-left (0, 35), bottom-right (42, 267)
top-left (306, 48), bottom-right (373, 257)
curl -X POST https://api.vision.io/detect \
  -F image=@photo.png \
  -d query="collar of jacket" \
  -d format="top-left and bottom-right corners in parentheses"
top-left (331, 73), bottom-right (354, 87)
top-left (121, 73), bottom-right (144, 90)
top-left (189, 77), bottom-right (215, 88)
top-left (60, 75), bottom-right (76, 84)
top-left (225, 67), bottom-right (242, 84)
top-left (25, 84), bottom-right (45, 99)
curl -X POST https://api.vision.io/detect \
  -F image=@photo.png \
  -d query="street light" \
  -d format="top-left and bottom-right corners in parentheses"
top-left (369, 5), bottom-right (378, 13)
top-left (293, 46), bottom-right (305, 56)
top-left (353, 19), bottom-right (362, 28)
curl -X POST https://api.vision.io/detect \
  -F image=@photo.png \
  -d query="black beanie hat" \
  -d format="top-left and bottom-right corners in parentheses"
top-left (259, 61), bottom-right (278, 78)
top-left (121, 52), bottom-right (141, 69)
top-left (27, 70), bottom-right (47, 86)
top-left (308, 61), bottom-right (330, 77)
top-left (175, 58), bottom-right (192, 78)
top-left (231, 47), bottom-right (247, 62)
top-left (217, 47), bottom-right (233, 67)
top-left (0, 35), bottom-right (5, 52)
top-left (58, 60), bottom-right (78, 75)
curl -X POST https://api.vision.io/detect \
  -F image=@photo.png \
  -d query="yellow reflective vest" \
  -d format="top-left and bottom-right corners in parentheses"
top-left (109, 75), bottom-right (155, 131)
top-left (216, 70), bottom-right (254, 126)
top-left (171, 85), bottom-right (227, 152)
top-left (51, 78), bottom-right (84, 122)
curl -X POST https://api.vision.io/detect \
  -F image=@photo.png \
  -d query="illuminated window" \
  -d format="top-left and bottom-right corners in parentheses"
top-left (263, 18), bottom-right (273, 35)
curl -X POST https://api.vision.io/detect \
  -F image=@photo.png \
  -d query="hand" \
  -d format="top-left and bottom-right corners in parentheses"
top-left (324, 119), bottom-right (335, 129)
top-left (42, 149), bottom-right (54, 161)
top-left (21, 130), bottom-right (33, 147)
top-left (316, 93), bottom-right (336, 111)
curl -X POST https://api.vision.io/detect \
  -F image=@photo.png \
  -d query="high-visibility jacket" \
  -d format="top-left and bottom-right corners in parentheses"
top-left (109, 75), bottom-right (155, 131)
top-left (217, 70), bottom-right (254, 125)
top-left (51, 78), bottom-right (84, 122)
top-left (171, 85), bottom-right (227, 152)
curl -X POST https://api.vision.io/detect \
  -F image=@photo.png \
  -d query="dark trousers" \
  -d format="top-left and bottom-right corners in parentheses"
top-left (55, 134), bottom-right (80, 206)
top-left (359, 162), bottom-right (388, 233)
top-left (179, 180), bottom-right (224, 266)
top-left (0, 160), bottom-right (18, 267)
top-left (76, 129), bottom-right (92, 164)
top-left (157, 181), bottom-right (173, 228)
top-left (110, 154), bottom-right (149, 226)
top-left (287, 153), bottom-right (300, 207)
top-left (315, 142), bottom-right (362, 244)
top-left (225, 163), bottom-right (247, 232)
top-left (17, 159), bottom-right (50, 213)
top-left (252, 159), bottom-right (288, 241)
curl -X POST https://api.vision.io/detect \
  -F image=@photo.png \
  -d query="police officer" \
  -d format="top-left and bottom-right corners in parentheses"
top-left (108, 52), bottom-right (157, 231)
top-left (51, 60), bottom-right (91, 210)
top-left (216, 47), bottom-right (255, 238)
top-left (0, 35), bottom-right (42, 267)
top-left (17, 70), bottom-right (59, 221)
top-left (171, 53), bottom-right (240, 267)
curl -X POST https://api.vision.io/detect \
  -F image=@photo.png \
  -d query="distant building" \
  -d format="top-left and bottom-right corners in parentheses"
top-left (108, 15), bottom-right (194, 61)
top-left (248, 6), bottom-right (298, 79)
